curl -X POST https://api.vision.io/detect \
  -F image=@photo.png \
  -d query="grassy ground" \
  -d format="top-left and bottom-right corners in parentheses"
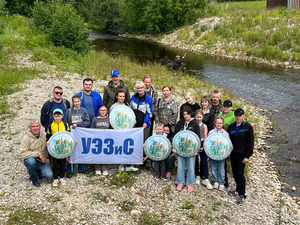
top-left (174, 1), bottom-right (300, 63)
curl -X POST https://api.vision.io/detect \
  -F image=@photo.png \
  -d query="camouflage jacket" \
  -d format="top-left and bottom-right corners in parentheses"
top-left (154, 97), bottom-right (178, 131)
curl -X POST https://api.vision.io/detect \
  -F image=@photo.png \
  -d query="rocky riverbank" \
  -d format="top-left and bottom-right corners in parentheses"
top-left (0, 53), bottom-right (299, 224)
top-left (128, 17), bottom-right (300, 71)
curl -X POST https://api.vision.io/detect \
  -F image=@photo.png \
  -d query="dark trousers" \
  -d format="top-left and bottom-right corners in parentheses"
top-left (224, 161), bottom-right (229, 187)
top-left (230, 155), bottom-right (246, 196)
top-left (52, 158), bottom-right (66, 179)
top-left (154, 160), bottom-right (166, 178)
top-left (165, 154), bottom-right (175, 172)
top-left (197, 151), bottom-right (209, 179)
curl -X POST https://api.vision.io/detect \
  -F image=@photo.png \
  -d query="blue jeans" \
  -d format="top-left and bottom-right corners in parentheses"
top-left (210, 159), bottom-right (225, 185)
top-left (176, 156), bottom-right (196, 185)
top-left (24, 157), bottom-right (53, 181)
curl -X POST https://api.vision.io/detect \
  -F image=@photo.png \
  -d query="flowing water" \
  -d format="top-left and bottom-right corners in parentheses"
top-left (90, 31), bottom-right (300, 196)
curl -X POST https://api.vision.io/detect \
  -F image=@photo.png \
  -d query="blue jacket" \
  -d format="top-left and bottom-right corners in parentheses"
top-left (77, 91), bottom-right (103, 117)
top-left (130, 92), bottom-right (153, 128)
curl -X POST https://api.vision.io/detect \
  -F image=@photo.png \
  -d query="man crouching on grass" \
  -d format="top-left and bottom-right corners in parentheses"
top-left (20, 119), bottom-right (53, 187)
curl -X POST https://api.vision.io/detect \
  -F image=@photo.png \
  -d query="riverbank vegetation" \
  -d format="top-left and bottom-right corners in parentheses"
top-left (161, 1), bottom-right (300, 65)
top-left (0, 13), bottom-right (251, 121)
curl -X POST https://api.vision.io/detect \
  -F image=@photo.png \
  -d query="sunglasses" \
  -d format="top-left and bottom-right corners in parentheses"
top-left (55, 92), bottom-right (63, 95)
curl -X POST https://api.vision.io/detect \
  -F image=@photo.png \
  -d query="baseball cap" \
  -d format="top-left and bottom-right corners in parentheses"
top-left (223, 100), bottom-right (232, 107)
top-left (111, 69), bottom-right (120, 77)
top-left (53, 108), bottom-right (63, 115)
top-left (234, 108), bottom-right (244, 116)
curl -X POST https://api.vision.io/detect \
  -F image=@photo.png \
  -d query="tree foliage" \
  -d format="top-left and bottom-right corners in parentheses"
top-left (32, 0), bottom-right (90, 52)
top-left (83, 0), bottom-right (210, 34)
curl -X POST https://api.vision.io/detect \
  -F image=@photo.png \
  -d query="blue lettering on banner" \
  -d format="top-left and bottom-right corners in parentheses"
top-left (92, 138), bottom-right (102, 154)
top-left (81, 138), bottom-right (134, 155)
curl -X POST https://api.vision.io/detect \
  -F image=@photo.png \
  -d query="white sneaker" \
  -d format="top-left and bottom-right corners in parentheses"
top-left (202, 179), bottom-right (213, 190)
top-left (95, 169), bottom-right (101, 175)
top-left (102, 170), bottom-right (108, 176)
top-left (119, 165), bottom-right (125, 171)
top-left (195, 176), bottom-right (201, 185)
top-left (219, 184), bottom-right (225, 191)
top-left (125, 166), bottom-right (138, 172)
top-left (59, 178), bottom-right (66, 186)
top-left (52, 179), bottom-right (59, 187)
top-left (213, 182), bottom-right (219, 189)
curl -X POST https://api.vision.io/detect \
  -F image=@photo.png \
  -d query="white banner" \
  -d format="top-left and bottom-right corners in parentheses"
top-left (70, 127), bottom-right (144, 164)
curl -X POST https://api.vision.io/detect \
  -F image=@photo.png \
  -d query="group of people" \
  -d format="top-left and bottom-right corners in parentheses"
top-left (20, 70), bottom-right (254, 204)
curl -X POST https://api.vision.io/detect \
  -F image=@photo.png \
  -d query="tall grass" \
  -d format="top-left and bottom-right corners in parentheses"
top-left (175, 1), bottom-right (300, 63)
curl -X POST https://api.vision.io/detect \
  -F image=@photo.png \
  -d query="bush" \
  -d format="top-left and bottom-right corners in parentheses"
top-left (0, 0), bottom-right (7, 16)
top-left (32, 0), bottom-right (90, 52)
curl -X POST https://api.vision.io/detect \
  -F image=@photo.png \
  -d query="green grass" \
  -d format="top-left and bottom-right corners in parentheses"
top-left (6, 207), bottom-right (59, 224)
top-left (173, 1), bottom-right (300, 63)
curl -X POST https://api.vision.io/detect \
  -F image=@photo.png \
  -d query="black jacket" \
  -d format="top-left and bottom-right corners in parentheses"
top-left (40, 98), bottom-right (70, 132)
top-left (202, 108), bottom-right (214, 131)
top-left (228, 121), bottom-right (254, 159)
top-left (174, 118), bottom-right (200, 139)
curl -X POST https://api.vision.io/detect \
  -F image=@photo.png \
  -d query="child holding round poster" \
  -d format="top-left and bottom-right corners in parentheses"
top-left (144, 122), bottom-right (170, 180)
top-left (207, 117), bottom-right (231, 191)
top-left (173, 106), bottom-right (200, 192)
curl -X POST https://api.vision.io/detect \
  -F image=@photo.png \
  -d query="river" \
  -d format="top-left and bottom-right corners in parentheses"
top-left (90, 31), bottom-right (300, 197)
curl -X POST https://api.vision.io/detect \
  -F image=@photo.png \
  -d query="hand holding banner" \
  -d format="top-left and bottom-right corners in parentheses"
top-left (70, 127), bottom-right (144, 164)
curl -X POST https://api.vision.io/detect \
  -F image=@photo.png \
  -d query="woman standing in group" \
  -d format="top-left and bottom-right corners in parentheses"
top-left (201, 96), bottom-right (215, 131)
top-left (179, 92), bottom-right (200, 119)
top-left (173, 106), bottom-right (200, 192)
top-left (130, 81), bottom-right (153, 142)
top-left (154, 85), bottom-right (178, 132)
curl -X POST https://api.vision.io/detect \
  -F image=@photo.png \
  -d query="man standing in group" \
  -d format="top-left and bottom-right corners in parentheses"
top-left (77, 78), bottom-right (103, 173)
top-left (228, 108), bottom-right (254, 204)
top-left (77, 78), bottom-right (103, 124)
top-left (41, 86), bottom-right (70, 132)
top-left (143, 74), bottom-right (158, 136)
top-left (210, 89), bottom-right (223, 115)
top-left (20, 119), bottom-right (53, 187)
top-left (103, 69), bottom-right (130, 111)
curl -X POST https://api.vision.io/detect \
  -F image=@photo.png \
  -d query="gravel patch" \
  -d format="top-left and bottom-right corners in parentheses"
top-left (0, 54), bottom-right (299, 224)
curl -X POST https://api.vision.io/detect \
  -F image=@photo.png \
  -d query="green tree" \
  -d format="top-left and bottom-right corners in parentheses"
top-left (32, 0), bottom-right (90, 52)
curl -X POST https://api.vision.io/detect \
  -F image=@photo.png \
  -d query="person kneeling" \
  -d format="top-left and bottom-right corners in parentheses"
top-left (20, 119), bottom-right (53, 187)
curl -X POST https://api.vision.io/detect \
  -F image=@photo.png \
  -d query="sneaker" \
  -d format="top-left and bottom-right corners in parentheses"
top-left (228, 190), bottom-right (238, 195)
top-left (166, 172), bottom-right (172, 179)
top-left (52, 179), bottom-right (59, 187)
top-left (187, 185), bottom-right (193, 192)
top-left (195, 176), bottom-right (201, 185)
top-left (161, 176), bottom-right (167, 181)
top-left (95, 169), bottom-right (101, 175)
top-left (66, 173), bottom-right (72, 178)
top-left (213, 182), bottom-right (219, 189)
top-left (119, 165), bottom-right (125, 171)
top-left (237, 195), bottom-right (245, 204)
top-left (102, 170), bottom-right (108, 176)
top-left (59, 178), bottom-right (66, 186)
top-left (176, 183), bottom-right (184, 191)
top-left (219, 184), bottom-right (225, 191)
top-left (154, 176), bottom-right (159, 181)
top-left (202, 179), bottom-right (213, 190)
top-left (125, 166), bottom-right (138, 172)
top-left (32, 179), bottom-right (40, 187)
